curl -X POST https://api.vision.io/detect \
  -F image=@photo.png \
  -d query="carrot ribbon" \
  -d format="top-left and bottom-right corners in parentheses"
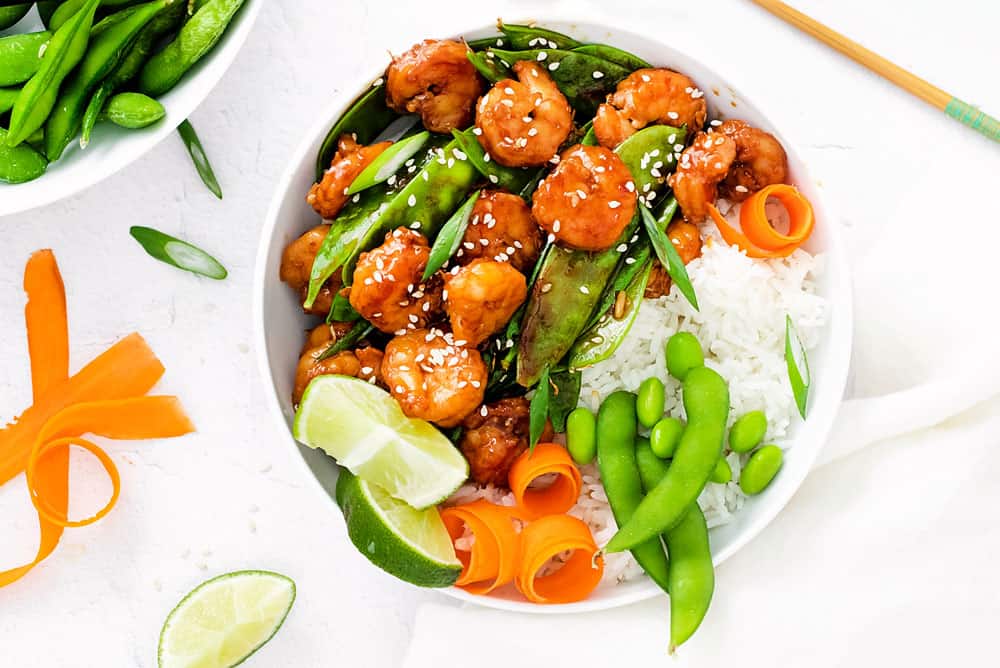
top-left (440, 501), bottom-right (520, 595)
top-left (708, 184), bottom-right (815, 258)
top-left (507, 443), bottom-right (582, 520)
top-left (514, 514), bottom-right (604, 604)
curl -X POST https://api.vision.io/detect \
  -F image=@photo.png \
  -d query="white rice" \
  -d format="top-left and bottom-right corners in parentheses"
top-left (448, 226), bottom-right (828, 586)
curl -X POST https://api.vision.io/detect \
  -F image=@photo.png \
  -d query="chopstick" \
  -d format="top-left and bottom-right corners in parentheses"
top-left (749, 0), bottom-right (1000, 144)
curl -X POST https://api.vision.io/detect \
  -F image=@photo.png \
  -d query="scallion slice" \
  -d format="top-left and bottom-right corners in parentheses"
top-left (422, 190), bottom-right (480, 280)
top-left (785, 315), bottom-right (811, 418)
top-left (130, 226), bottom-right (227, 280)
top-left (177, 119), bottom-right (222, 199)
top-left (640, 204), bottom-right (698, 310)
top-left (347, 131), bottom-right (430, 195)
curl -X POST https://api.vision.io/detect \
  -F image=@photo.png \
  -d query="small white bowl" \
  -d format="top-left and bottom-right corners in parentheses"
top-left (0, 1), bottom-right (262, 217)
top-left (253, 19), bottom-right (853, 614)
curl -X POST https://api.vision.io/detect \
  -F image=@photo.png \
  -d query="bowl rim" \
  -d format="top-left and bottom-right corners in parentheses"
top-left (0, 0), bottom-right (263, 218)
top-left (252, 15), bottom-right (854, 614)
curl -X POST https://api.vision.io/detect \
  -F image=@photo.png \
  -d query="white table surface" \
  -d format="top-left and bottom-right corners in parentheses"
top-left (2, 0), bottom-right (999, 665)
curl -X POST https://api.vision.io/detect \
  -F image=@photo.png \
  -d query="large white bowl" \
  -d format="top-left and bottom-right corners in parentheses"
top-left (253, 19), bottom-right (853, 614)
top-left (0, 1), bottom-right (262, 217)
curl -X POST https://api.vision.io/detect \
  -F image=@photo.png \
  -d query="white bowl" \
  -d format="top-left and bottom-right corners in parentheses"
top-left (0, 1), bottom-right (262, 217)
top-left (253, 19), bottom-right (853, 614)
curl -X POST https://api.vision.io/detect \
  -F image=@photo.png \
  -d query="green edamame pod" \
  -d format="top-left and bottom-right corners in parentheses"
top-left (605, 366), bottom-right (729, 553)
top-left (45, 0), bottom-right (168, 160)
top-left (729, 410), bottom-right (767, 453)
top-left (0, 31), bottom-right (52, 88)
top-left (635, 436), bottom-right (671, 489)
top-left (138, 0), bottom-right (246, 97)
top-left (498, 22), bottom-right (582, 50)
top-left (650, 416), bottom-right (684, 459)
top-left (0, 127), bottom-right (47, 183)
top-left (315, 84), bottom-right (397, 181)
top-left (50, 0), bottom-right (142, 31)
top-left (6, 0), bottom-right (101, 147)
top-left (103, 92), bottom-right (164, 127)
top-left (0, 4), bottom-right (31, 31)
top-left (740, 445), bottom-right (783, 495)
top-left (637, 378), bottom-right (666, 428)
top-left (666, 331), bottom-right (704, 381)
top-left (572, 44), bottom-right (651, 71)
top-left (0, 86), bottom-right (19, 114)
top-left (566, 407), bottom-right (596, 465)
top-left (596, 391), bottom-right (671, 593)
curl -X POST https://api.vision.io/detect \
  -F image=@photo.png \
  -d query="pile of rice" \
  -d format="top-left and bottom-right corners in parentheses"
top-left (448, 229), bottom-right (828, 585)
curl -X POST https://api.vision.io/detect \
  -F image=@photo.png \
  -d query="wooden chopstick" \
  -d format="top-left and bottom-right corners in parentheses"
top-left (749, 0), bottom-right (1000, 144)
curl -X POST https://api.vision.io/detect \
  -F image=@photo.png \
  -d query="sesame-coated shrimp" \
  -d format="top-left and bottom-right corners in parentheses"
top-left (475, 61), bottom-right (573, 168)
top-left (531, 144), bottom-right (638, 251)
top-left (716, 119), bottom-right (788, 202)
top-left (457, 190), bottom-right (543, 273)
top-left (459, 397), bottom-right (553, 486)
top-left (594, 69), bottom-right (707, 149)
top-left (349, 228), bottom-right (444, 334)
top-left (382, 328), bottom-right (488, 427)
top-left (644, 220), bottom-right (703, 299)
top-left (387, 39), bottom-right (484, 133)
top-left (668, 130), bottom-right (737, 223)
top-left (307, 135), bottom-right (391, 219)
top-left (280, 225), bottom-right (340, 316)
top-left (444, 259), bottom-right (527, 346)
top-left (292, 326), bottom-right (384, 405)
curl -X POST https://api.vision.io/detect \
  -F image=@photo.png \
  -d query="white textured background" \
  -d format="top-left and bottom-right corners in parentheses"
top-left (2, 0), bottom-right (999, 666)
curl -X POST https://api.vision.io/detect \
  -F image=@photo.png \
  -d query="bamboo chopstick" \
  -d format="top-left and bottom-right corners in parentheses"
top-left (749, 0), bottom-right (1000, 143)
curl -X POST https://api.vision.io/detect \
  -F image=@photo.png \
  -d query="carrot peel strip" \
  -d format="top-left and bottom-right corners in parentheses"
top-left (441, 501), bottom-right (520, 594)
top-left (507, 443), bottom-right (582, 520)
top-left (708, 184), bottom-right (815, 258)
top-left (24, 250), bottom-right (69, 400)
top-left (27, 437), bottom-right (121, 529)
top-left (514, 514), bottom-right (604, 604)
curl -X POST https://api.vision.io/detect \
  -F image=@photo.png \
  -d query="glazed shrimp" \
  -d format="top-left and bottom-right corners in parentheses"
top-left (475, 61), bottom-right (573, 167)
top-left (644, 220), bottom-right (703, 299)
top-left (280, 224), bottom-right (340, 315)
top-left (349, 228), bottom-right (444, 334)
top-left (308, 135), bottom-right (391, 219)
top-left (594, 69), bottom-right (707, 149)
top-left (293, 340), bottom-right (384, 405)
top-left (459, 397), bottom-right (553, 486)
top-left (382, 328), bottom-right (488, 427)
top-left (387, 39), bottom-right (484, 133)
top-left (531, 144), bottom-right (638, 251)
top-left (444, 259), bottom-right (527, 346)
top-left (457, 190), bottom-right (543, 273)
top-left (716, 119), bottom-right (788, 201)
top-left (668, 131), bottom-right (737, 223)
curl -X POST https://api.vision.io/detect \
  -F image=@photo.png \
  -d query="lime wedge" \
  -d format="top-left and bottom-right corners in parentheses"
top-left (336, 470), bottom-right (461, 587)
top-left (293, 375), bottom-right (468, 509)
top-left (158, 570), bottom-right (295, 668)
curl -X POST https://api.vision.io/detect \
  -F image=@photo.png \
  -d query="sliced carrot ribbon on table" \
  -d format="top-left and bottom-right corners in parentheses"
top-left (507, 443), bottom-right (582, 520)
top-left (514, 514), bottom-right (604, 604)
top-left (24, 250), bottom-right (69, 399)
top-left (441, 500), bottom-right (520, 595)
top-left (708, 184), bottom-right (815, 259)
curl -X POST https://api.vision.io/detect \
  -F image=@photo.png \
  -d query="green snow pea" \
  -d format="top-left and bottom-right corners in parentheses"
top-left (665, 331), bottom-right (704, 381)
top-left (138, 0), bottom-right (246, 97)
top-left (6, 0), bottom-right (101, 147)
top-left (498, 22), bottom-right (582, 50)
top-left (605, 365), bottom-right (729, 553)
top-left (572, 43), bottom-right (651, 71)
top-left (451, 127), bottom-right (540, 195)
top-left (650, 416), bottom-right (684, 459)
top-left (637, 377), bottom-right (665, 428)
top-left (729, 410), bottom-right (767, 454)
top-left (315, 84), bottom-right (397, 180)
top-left (465, 48), bottom-right (509, 84)
top-left (466, 35), bottom-right (503, 51)
top-left (488, 48), bottom-right (629, 116)
top-left (740, 445), bottom-right (783, 495)
top-left (0, 4), bottom-right (31, 31)
top-left (305, 136), bottom-right (478, 307)
top-left (0, 86), bottom-right (19, 114)
top-left (0, 30), bottom-right (52, 89)
top-left (566, 406), bottom-right (596, 465)
top-left (596, 391), bottom-right (671, 593)
top-left (102, 91), bottom-right (164, 127)
top-left (45, 0), bottom-right (169, 160)
top-left (0, 126), bottom-right (47, 183)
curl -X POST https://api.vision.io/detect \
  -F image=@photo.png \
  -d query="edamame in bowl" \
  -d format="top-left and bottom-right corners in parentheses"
top-left (0, 0), bottom-right (261, 216)
top-left (254, 18), bottom-right (852, 649)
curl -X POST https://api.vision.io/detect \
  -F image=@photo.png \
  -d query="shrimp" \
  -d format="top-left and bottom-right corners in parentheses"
top-left (308, 135), bottom-right (391, 219)
top-left (475, 61), bottom-right (573, 168)
top-left (716, 119), bottom-right (788, 201)
top-left (301, 322), bottom-right (356, 352)
top-left (444, 259), bottom-right (527, 346)
top-left (594, 69), bottom-right (707, 149)
top-left (644, 220), bottom-right (703, 299)
top-left (457, 190), bottom-right (543, 273)
top-left (386, 39), bottom-right (484, 133)
top-left (459, 397), bottom-right (553, 486)
top-left (280, 224), bottom-right (340, 316)
top-left (349, 228), bottom-right (444, 334)
top-left (293, 345), bottom-right (383, 405)
top-left (531, 144), bottom-right (638, 251)
top-left (668, 130), bottom-right (737, 223)
top-left (381, 328), bottom-right (487, 427)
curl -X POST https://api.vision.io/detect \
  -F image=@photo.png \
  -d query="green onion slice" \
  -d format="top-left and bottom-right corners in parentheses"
top-left (785, 315), bottom-right (811, 418)
top-left (129, 226), bottom-right (227, 280)
top-left (347, 131), bottom-right (430, 195)
top-left (640, 204), bottom-right (698, 310)
top-left (177, 119), bottom-right (222, 199)
top-left (328, 291), bottom-right (360, 323)
top-left (422, 190), bottom-right (480, 280)
top-left (528, 365), bottom-right (551, 452)
top-left (317, 321), bottom-right (374, 362)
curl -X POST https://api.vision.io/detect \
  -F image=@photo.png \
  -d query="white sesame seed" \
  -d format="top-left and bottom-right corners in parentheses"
top-left (625, 181), bottom-right (635, 192)
top-left (472, 127), bottom-right (482, 135)
top-left (616, 243), bottom-right (628, 252)
top-left (579, 285), bottom-right (590, 294)
top-left (710, 119), bottom-right (723, 127)
top-left (592, 70), bottom-right (604, 79)
top-left (504, 86), bottom-right (515, 95)
top-left (407, 194), bottom-right (417, 207)
top-left (471, 381), bottom-right (481, 388)
top-left (483, 152), bottom-right (491, 163)
top-left (548, 61), bottom-right (560, 71)
top-left (481, 405), bottom-right (489, 416)
top-left (537, 51), bottom-right (548, 61)
top-left (395, 385), bottom-right (404, 393)
top-left (422, 171), bottom-right (429, 181)
top-left (625, 257), bottom-right (637, 265)
top-left (410, 221), bottom-right (422, 229)
top-left (453, 148), bottom-right (467, 160)
top-left (488, 174), bottom-right (499, 184)
top-left (541, 282), bottom-right (552, 293)
top-left (608, 200), bottom-right (621, 209)
top-left (641, 74), bottom-right (651, 82)
top-left (553, 219), bottom-right (561, 232)
top-left (735, 185), bottom-right (749, 193)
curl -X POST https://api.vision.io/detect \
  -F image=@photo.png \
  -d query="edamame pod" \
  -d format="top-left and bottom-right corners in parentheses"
top-left (605, 365), bottom-right (729, 552)
top-left (139, 0), bottom-right (246, 96)
top-left (740, 445), bottom-right (783, 495)
top-left (0, 31), bottom-right (52, 87)
top-left (315, 84), bottom-right (397, 181)
top-left (0, 87), bottom-right (19, 114)
top-left (49, 0), bottom-right (138, 31)
top-left (0, 127), bottom-right (47, 183)
top-left (103, 92), bottom-right (164, 128)
top-left (597, 392), bottom-right (671, 593)
top-left (0, 4), bottom-right (31, 31)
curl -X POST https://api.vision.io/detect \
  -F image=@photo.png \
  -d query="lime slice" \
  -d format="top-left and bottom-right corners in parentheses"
top-left (158, 570), bottom-right (295, 668)
top-left (293, 375), bottom-right (468, 509)
top-left (336, 470), bottom-right (461, 587)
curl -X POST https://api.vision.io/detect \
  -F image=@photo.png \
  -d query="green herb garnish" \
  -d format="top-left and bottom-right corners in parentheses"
top-left (317, 321), bottom-right (374, 362)
top-left (640, 203), bottom-right (698, 310)
top-left (129, 226), bottom-right (227, 280)
top-left (422, 190), bottom-right (480, 280)
top-left (528, 365), bottom-right (551, 451)
top-left (785, 315), bottom-right (811, 418)
top-left (347, 131), bottom-right (429, 195)
top-left (328, 291), bottom-right (360, 322)
top-left (177, 119), bottom-right (222, 199)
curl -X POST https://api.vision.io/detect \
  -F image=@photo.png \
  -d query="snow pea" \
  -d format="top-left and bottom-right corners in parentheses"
top-left (572, 43), bottom-right (651, 71)
top-left (103, 91), bottom-right (164, 127)
top-left (451, 127), bottom-right (539, 195)
top-left (305, 136), bottom-right (478, 307)
top-left (315, 84), bottom-right (397, 181)
top-left (6, 0), bottom-right (100, 147)
top-left (0, 3), bottom-right (30, 30)
top-left (138, 0), bottom-right (246, 97)
top-left (547, 368), bottom-right (581, 432)
top-left (597, 391), bottom-right (671, 593)
top-left (740, 445), bottom-right (783, 495)
top-left (465, 47), bottom-right (508, 84)
top-left (45, 0), bottom-right (168, 160)
top-left (499, 23), bottom-right (582, 50)
top-left (516, 125), bottom-right (684, 386)
top-left (0, 31), bottom-right (52, 87)
top-left (0, 86), bottom-right (18, 114)
top-left (466, 35), bottom-right (503, 51)
top-left (605, 365), bottom-right (729, 552)
top-left (569, 260), bottom-right (652, 371)
top-left (0, 126), bottom-right (47, 183)
top-left (488, 47), bottom-right (630, 116)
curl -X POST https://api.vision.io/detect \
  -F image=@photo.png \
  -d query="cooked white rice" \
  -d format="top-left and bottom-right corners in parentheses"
top-left (448, 227), bottom-right (828, 586)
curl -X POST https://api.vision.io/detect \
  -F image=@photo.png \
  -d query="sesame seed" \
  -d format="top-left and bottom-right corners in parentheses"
top-left (625, 257), bottom-right (637, 265)
top-left (471, 381), bottom-right (481, 388)
top-left (422, 171), bottom-right (429, 181)
top-left (625, 181), bottom-right (635, 192)
top-left (553, 219), bottom-right (561, 232)
top-left (409, 314), bottom-right (418, 323)
top-left (710, 119), bottom-right (723, 127)
top-left (735, 185), bottom-right (749, 193)
top-left (537, 51), bottom-right (548, 61)
top-left (641, 74), bottom-right (651, 82)
top-left (407, 194), bottom-right (417, 207)
top-left (410, 221), bottom-right (421, 229)
top-left (592, 70), bottom-right (604, 79)
top-left (714, 162), bottom-right (723, 169)
top-left (609, 200), bottom-right (621, 209)
top-left (395, 385), bottom-right (404, 393)
top-left (472, 127), bottom-right (482, 135)
top-left (363, 278), bottom-right (373, 285)
top-left (548, 61), bottom-right (560, 71)
top-left (496, 38), bottom-right (504, 46)
top-left (541, 283), bottom-right (552, 293)
top-left (480, 238), bottom-right (489, 246)
top-left (547, 40), bottom-right (557, 48)
top-left (483, 152), bottom-right (491, 163)
top-left (528, 127), bottom-right (538, 137)
top-left (372, 77), bottom-right (384, 87)
top-left (481, 405), bottom-right (489, 416)
top-left (547, 233), bottom-right (556, 243)
top-left (463, 241), bottom-right (474, 250)
top-left (342, 187), bottom-right (350, 195)
top-left (457, 381), bottom-right (468, 389)
top-left (504, 86), bottom-right (515, 95)
top-left (616, 243), bottom-right (628, 252)
top-left (352, 194), bottom-right (360, 203)
top-left (453, 148), bottom-right (467, 160)
top-left (580, 286), bottom-right (590, 294)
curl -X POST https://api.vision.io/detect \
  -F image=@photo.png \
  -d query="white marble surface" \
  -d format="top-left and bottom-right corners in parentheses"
top-left (1, 0), bottom-right (999, 666)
